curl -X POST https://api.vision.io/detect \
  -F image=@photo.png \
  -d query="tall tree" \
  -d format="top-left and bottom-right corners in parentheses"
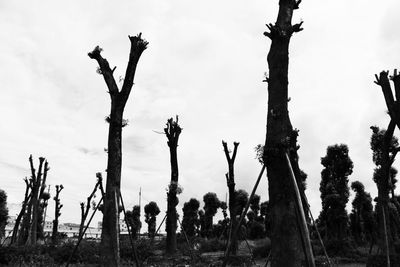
top-left (318, 144), bottom-right (353, 240)
top-left (182, 198), bottom-right (200, 238)
top-left (0, 189), bottom-right (8, 240)
top-left (144, 201), bottom-right (160, 239)
top-left (203, 192), bottom-right (221, 237)
top-left (88, 33), bottom-right (148, 266)
top-left (222, 140), bottom-right (239, 254)
top-left (164, 116), bottom-right (182, 254)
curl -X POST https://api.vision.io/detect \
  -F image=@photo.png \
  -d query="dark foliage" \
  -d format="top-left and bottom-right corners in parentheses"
top-left (144, 201), bottom-right (160, 238)
top-left (181, 198), bottom-right (200, 238)
top-left (318, 144), bottom-right (353, 240)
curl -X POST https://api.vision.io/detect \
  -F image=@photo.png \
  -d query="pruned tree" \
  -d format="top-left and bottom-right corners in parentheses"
top-left (0, 189), bottom-right (8, 240)
top-left (126, 205), bottom-right (141, 239)
top-left (263, 0), bottom-right (306, 265)
top-left (318, 144), bottom-right (353, 240)
top-left (182, 198), bottom-right (200, 238)
top-left (79, 173), bottom-right (104, 237)
top-left (88, 33), bottom-right (148, 266)
top-left (144, 201), bottom-right (160, 239)
top-left (203, 192), bottom-right (221, 238)
top-left (222, 140), bottom-right (239, 254)
top-left (370, 123), bottom-right (400, 254)
top-left (164, 116), bottom-right (182, 254)
top-left (52, 184), bottom-right (63, 244)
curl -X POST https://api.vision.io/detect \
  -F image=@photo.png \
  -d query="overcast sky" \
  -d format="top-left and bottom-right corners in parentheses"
top-left (1, 0), bottom-right (400, 231)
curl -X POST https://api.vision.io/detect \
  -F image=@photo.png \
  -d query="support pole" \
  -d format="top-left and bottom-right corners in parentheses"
top-left (66, 196), bottom-right (103, 267)
top-left (285, 153), bottom-right (315, 267)
top-left (177, 217), bottom-right (194, 260)
top-left (155, 214), bottom-right (167, 236)
top-left (119, 191), bottom-right (140, 267)
top-left (382, 205), bottom-right (391, 267)
top-left (222, 165), bottom-right (266, 267)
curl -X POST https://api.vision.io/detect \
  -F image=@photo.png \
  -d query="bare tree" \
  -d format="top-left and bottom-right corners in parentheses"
top-left (164, 116), bottom-right (182, 254)
top-left (222, 140), bottom-right (239, 255)
top-left (263, 0), bottom-right (306, 266)
top-left (79, 173), bottom-right (104, 237)
top-left (88, 33), bottom-right (148, 266)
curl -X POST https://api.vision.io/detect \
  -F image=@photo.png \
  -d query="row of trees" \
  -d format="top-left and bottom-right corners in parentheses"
top-left (125, 191), bottom-right (272, 241)
top-left (0, 155), bottom-right (65, 246)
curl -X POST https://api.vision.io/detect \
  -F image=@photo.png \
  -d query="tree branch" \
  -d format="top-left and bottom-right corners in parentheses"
top-left (120, 33), bottom-right (149, 105)
top-left (222, 140), bottom-right (231, 163)
top-left (231, 142), bottom-right (240, 162)
top-left (88, 46), bottom-right (119, 98)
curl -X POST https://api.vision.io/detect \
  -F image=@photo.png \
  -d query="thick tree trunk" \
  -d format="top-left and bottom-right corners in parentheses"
top-left (264, 1), bottom-right (304, 266)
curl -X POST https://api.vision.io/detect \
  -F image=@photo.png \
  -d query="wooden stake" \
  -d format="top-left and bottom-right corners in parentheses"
top-left (285, 153), bottom-right (315, 267)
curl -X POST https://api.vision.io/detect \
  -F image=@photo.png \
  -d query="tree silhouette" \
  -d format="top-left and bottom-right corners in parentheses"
top-left (349, 181), bottom-right (375, 244)
top-left (318, 144), bottom-right (353, 240)
top-left (181, 198), bottom-right (200, 238)
top-left (203, 192), bottom-right (220, 237)
top-left (144, 201), bottom-right (160, 239)
top-left (126, 205), bottom-right (141, 239)
top-left (88, 33), bottom-right (148, 266)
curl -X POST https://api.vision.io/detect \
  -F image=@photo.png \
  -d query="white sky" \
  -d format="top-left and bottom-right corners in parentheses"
top-left (1, 0), bottom-right (400, 232)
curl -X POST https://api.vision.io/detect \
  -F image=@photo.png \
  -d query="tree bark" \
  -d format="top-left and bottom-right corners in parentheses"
top-left (89, 34), bottom-right (147, 266)
top-left (263, 1), bottom-right (304, 266)
top-left (164, 116), bottom-right (182, 254)
top-left (52, 184), bottom-right (63, 244)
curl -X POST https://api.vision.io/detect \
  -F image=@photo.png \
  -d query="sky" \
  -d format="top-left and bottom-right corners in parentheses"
top-left (1, 0), bottom-right (400, 233)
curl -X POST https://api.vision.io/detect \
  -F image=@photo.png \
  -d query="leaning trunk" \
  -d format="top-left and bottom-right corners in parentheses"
top-left (264, 0), bottom-right (304, 266)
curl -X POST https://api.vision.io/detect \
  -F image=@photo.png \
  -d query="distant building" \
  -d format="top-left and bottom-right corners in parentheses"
top-left (2, 216), bottom-right (129, 243)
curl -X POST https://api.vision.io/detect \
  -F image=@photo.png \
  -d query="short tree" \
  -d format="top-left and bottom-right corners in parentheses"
top-left (144, 201), bottom-right (160, 238)
top-left (181, 198), bottom-right (200, 238)
top-left (126, 205), bottom-right (141, 239)
top-left (203, 192), bottom-right (220, 237)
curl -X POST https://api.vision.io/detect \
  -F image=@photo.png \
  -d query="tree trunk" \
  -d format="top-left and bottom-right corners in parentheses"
top-left (264, 1), bottom-right (304, 266)
top-left (11, 178), bottom-right (31, 245)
